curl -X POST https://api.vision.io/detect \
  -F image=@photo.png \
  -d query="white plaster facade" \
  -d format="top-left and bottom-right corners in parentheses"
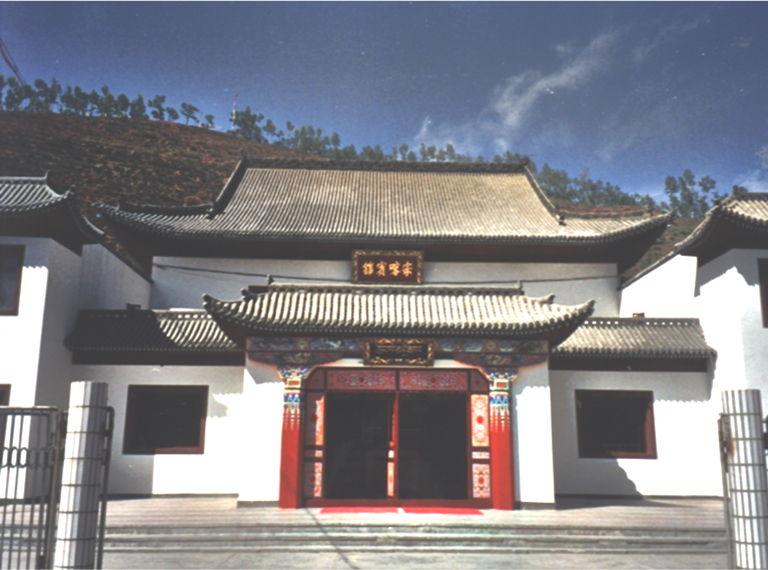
top-left (151, 256), bottom-right (619, 316)
top-left (549, 369), bottom-right (721, 497)
top-left (2, 235), bottom-right (728, 502)
top-left (622, 249), bottom-right (768, 420)
top-left (72, 364), bottom-right (244, 495)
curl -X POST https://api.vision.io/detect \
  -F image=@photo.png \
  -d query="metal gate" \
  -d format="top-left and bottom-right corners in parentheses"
top-left (0, 406), bottom-right (113, 569)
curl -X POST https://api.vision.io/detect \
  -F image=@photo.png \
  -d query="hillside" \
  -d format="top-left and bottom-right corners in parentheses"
top-left (0, 111), bottom-right (698, 282)
top-left (0, 111), bottom-right (298, 216)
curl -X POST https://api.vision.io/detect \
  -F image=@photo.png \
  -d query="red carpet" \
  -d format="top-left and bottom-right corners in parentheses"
top-left (402, 507), bottom-right (483, 515)
top-left (320, 507), bottom-right (399, 514)
top-left (319, 507), bottom-right (483, 515)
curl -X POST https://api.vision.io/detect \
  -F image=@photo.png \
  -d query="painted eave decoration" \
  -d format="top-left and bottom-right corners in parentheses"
top-left (202, 283), bottom-right (595, 343)
top-left (0, 174), bottom-right (103, 252)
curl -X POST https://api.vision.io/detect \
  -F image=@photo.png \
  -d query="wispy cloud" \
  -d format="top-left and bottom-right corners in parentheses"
top-left (490, 31), bottom-right (619, 131)
top-left (632, 16), bottom-right (708, 64)
top-left (734, 170), bottom-right (768, 193)
top-left (414, 30), bottom-right (620, 154)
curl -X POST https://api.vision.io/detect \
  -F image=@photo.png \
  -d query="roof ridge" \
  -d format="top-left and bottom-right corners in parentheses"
top-left (583, 317), bottom-right (701, 326)
top-left (241, 157), bottom-right (530, 173)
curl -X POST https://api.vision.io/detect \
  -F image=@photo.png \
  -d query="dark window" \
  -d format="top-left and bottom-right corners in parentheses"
top-left (123, 385), bottom-right (208, 455)
top-left (0, 246), bottom-right (24, 316)
top-left (576, 390), bottom-right (657, 459)
top-left (759, 260), bottom-right (768, 327)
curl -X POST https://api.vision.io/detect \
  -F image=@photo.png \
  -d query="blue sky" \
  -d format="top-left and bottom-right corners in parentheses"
top-left (2, 2), bottom-right (768, 200)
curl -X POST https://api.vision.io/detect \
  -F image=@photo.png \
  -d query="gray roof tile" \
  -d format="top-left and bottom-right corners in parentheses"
top-left (100, 160), bottom-right (671, 245)
top-left (623, 191), bottom-right (768, 287)
top-left (203, 283), bottom-right (595, 339)
top-left (66, 310), bottom-right (239, 353)
top-left (0, 175), bottom-right (103, 244)
top-left (552, 317), bottom-right (715, 359)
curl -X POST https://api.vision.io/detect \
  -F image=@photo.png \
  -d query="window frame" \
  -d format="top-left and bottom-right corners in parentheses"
top-left (0, 245), bottom-right (24, 316)
top-left (123, 385), bottom-right (208, 455)
top-left (575, 389), bottom-right (657, 460)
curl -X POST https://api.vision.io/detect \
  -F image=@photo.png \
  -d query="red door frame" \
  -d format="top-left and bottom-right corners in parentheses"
top-left (279, 367), bottom-right (515, 510)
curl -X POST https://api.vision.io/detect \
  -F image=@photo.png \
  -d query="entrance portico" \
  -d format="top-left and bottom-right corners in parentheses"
top-left (206, 283), bottom-right (593, 510)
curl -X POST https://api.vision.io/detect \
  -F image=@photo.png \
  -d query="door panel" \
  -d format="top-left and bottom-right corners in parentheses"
top-left (397, 394), bottom-right (468, 500)
top-left (323, 394), bottom-right (391, 499)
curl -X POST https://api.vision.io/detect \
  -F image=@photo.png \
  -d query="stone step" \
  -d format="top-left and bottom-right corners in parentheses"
top-left (105, 523), bottom-right (726, 539)
top-left (103, 526), bottom-right (727, 554)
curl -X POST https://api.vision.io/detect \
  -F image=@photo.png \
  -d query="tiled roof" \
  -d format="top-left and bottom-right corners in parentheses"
top-left (100, 159), bottom-right (671, 246)
top-left (203, 283), bottom-right (594, 341)
top-left (66, 310), bottom-right (240, 353)
top-left (624, 191), bottom-right (768, 287)
top-left (0, 175), bottom-right (103, 246)
top-left (552, 317), bottom-right (716, 359)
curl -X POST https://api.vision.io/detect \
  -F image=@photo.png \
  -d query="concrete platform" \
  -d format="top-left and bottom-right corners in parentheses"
top-left (101, 496), bottom-right (729, 569)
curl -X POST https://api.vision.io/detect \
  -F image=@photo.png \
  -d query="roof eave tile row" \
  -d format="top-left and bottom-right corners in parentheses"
top-left (66, 310), bottom-right (240, 353)
top-left (202, 284), bottom-right (595, 339)
top-left (552, 317), bottom-right (716, 359)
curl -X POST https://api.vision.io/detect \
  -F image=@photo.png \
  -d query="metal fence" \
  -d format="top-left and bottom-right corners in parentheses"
top-left (0, 406), bottom-right (113, 569)
top-left (719, 390), bottom-right (768, 569)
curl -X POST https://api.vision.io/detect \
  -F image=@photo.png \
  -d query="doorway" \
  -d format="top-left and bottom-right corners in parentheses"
top-left (323, 394), bottom-right (392, 499)
top-left (398, 393), bottom-right (468, 500)
top-left (322, 391), bottom-right (468, 500)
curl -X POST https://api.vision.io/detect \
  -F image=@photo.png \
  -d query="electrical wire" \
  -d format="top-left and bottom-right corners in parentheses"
top-left (153, 262), bottom-right (617, 285)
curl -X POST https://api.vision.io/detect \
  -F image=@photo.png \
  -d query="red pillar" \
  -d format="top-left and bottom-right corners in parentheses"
top-left (279, 368), bottom-right (305, 508)
top-left (490, 391), bottom-right (515, 510)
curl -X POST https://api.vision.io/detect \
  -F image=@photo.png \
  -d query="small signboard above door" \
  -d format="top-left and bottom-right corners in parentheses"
top-left (352, 250), bottom-right (423, 284)
top-left (364, 339), bottom-right (434, 366)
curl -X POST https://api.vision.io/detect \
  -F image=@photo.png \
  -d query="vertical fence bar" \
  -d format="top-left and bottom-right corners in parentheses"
top-left (721, 389), bottom-right (768, 569)
top-left (95, 408), bottom-right (113, 570)
top-left (53, 382), bottom-right (109, 570)
top-left (0, 408), bottom-right (64, 570)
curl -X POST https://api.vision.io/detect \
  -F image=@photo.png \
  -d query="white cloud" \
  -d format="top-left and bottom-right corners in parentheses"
top-left (413, 30), bottom-right (620, 155)
top-left (734, 170), bottom-right (768, 193)
top-left (757, 145), bottom-right (768, 170)
top-left (632, 16), bottom-right (708, 64)
top-left (490, 31), bottom-right (619, 131)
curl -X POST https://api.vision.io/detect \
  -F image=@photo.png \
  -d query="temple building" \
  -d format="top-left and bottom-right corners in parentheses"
top-left (1, 160), bottom-right (725, 508)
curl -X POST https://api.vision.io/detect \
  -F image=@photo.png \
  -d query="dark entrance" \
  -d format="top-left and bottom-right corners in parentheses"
top-left (398, 393), bottom-right (468, 499)
top-left (324, 394), bottom-right (392, 499)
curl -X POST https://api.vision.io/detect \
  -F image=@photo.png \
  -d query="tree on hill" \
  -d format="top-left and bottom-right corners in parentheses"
top-left (660, 169), bottom-right (722, 218)
top-left (148, 95), bottom-right (166, 120)
top-left (180, 102), bottom-right (200, 125)
top-left (232, 106), bottom-right (264, 142)
top-left (129, 94), bottom-right (148, 120)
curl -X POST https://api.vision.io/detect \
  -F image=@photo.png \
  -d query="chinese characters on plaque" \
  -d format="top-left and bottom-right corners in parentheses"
top-left (352, 250), bottom-right (423, 284)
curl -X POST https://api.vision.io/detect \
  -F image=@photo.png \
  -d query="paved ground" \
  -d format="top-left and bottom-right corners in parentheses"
top-left (100, 496), bottom-right (729, 569)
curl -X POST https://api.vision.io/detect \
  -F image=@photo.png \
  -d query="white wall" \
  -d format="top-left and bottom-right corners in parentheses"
top-left (512, 360), bottom-right (556, 505)
top-left (151, 256), bottom-right (619, 315)
top-left (1, 238), bottom-right (53, 406)
top-left (235, 359), bottom-right (285, 502)
top-left (625, 249), bottom-right (768, 415)
top-left (696, 249), bottom-right (768, 412)
top-left (620, 255), bottom-right (698, 318)
top-left (79, 244), bottom-right (151, 310)
top-left (72, 364), bottom-right (244, 495)
top-left (549, 369), bottom-right (721, 496)
top-left (35, 240), bottom-right (83, 407)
